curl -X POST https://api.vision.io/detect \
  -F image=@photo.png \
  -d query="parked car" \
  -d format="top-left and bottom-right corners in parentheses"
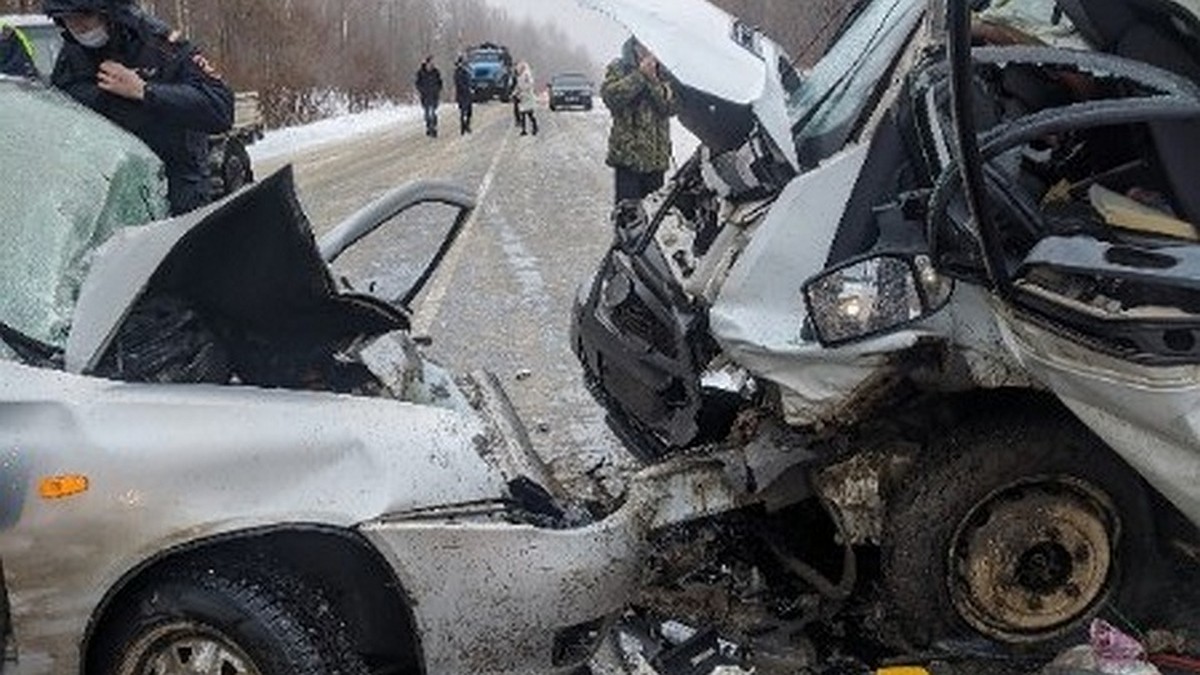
top-left (3, 13), bottom-right (260, 201)
top-left (574, 0), bottom-right (1200, 655)
top-left (549, 73), bottom-right (594, 111)
top-left (0, 76), bottom-right (731, 675)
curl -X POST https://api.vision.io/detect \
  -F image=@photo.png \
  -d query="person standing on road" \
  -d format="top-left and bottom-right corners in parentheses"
top-left (601, 37), bottom-right (676, 204)
top-left (42, 0), bottom-right (234, 216)
top-left (454, 54), bottom-right (473, 135)
top-left (0, 23), bottom-right (37, 78)
top-left (415, 55), bottom-right (443, 138)
top-left (515, 60), bottom-right (538, 136)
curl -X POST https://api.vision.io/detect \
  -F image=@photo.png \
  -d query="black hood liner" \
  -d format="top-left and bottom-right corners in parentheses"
top-left (147, 167), bottom-right (406, 344)
top-left (672, 77), bottom-right (755, 156)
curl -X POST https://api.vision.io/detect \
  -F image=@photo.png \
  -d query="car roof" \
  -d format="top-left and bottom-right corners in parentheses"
top-left (0, 14), bottom-right (54, 28)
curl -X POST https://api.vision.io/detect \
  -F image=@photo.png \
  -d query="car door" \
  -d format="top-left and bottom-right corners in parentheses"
top-left (930, 0), bottom-right (1200, 528)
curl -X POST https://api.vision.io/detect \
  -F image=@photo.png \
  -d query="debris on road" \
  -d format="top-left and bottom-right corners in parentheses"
top-left (1043, 620), bottom-right (1159, 675)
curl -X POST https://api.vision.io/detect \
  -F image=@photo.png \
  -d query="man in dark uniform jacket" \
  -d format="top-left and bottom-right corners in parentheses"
top-left (43, 0), bottom-right (234, 215)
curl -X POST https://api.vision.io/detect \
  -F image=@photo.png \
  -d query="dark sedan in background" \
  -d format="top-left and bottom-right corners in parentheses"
top-left (549, 72), bottom-right (594, 111)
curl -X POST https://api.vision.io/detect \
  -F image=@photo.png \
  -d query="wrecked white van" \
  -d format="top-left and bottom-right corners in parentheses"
top-left (573, 0), bottom-right (1200, 653)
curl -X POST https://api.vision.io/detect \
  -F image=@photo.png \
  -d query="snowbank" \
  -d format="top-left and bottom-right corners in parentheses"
top-left (249, 104), bottom-right (424, 163)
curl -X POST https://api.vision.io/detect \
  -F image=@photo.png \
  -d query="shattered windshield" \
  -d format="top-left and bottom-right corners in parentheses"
top-left (552, 74), bottom-right (590, 88)
top-left (0, 79), bottom-right (168, 353)
top-left (788, 0), bottom-right (926, 167)
top-left (469, 50), bottom-right (504, 64)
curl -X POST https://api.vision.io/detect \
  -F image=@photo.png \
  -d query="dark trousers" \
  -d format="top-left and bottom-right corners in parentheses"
top-left (519, 110), bottom-right (538, 136)
top-left (614, 167), bottom-right (665, 204)
top-left (422, 102), bottom-right (438, 136)
top-left (458, 102), bottom-right (473, 134)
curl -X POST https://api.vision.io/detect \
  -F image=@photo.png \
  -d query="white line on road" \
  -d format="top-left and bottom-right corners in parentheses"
top-left (410, 129), bottom-right (512, 336)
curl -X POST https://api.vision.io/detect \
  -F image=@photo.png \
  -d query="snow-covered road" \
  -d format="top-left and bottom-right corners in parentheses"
top-left (251, 100), bottom-right (672, 499)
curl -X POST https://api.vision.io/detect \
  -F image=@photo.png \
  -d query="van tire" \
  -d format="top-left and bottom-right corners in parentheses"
top-left (883, 408), bottom-right (1157, 653)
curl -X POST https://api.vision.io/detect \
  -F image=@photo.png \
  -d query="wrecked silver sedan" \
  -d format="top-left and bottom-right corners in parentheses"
top-left (0, 77), bottom-right (676, 675)
top-left (574, 0), bottom-right (1200, 656)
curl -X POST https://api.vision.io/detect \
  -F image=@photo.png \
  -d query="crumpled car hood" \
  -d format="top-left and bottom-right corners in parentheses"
top-left (65, 167), bottom-right (402, 374)
top-left (578, 0), bottom-right (800, 168)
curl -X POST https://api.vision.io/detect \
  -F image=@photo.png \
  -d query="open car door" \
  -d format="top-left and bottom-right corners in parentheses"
top-left (933, 0), bottom-right (1200, 526)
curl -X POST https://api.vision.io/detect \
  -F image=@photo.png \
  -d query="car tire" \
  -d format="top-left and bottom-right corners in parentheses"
top-left (883, 407), bottom-right (1158, 654)
top-left (90, 560), bottom-right (369, 675)
top-left (221, 139), bottom-right (253, 197)
top-left (584, 100), bottom-right (593, 111)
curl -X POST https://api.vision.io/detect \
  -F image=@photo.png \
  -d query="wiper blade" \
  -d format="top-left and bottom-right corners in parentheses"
top-left (0, 319), bottom-right (63, 368)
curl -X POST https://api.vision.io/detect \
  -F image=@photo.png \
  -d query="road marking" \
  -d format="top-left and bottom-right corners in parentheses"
top-left (411, 128), bottom-right (511, 336)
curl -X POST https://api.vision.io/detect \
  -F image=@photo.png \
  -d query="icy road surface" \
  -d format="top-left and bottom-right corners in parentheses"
top-left (254, 101), bottom-right (682, 500)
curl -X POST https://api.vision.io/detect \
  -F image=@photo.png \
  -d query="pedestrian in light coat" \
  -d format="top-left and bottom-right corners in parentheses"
top-left (515, 61), bottom-right (538, 136)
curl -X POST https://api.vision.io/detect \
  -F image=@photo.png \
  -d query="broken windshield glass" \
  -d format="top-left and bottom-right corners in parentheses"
top-left (0, 79), bottom-right (168, 354)
top-left (787, 0), bottom-right (925, 168)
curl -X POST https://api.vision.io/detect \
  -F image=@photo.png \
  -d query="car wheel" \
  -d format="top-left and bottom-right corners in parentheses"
top-left (883, 408), bottom-right (1157, 653)
top-left (91, 561), bottom-right (369, 675)
top-left (221, 139), bottom-right (253, 197)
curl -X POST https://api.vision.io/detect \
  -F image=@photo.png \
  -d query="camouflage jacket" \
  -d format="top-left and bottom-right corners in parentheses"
top-left (601, 58), bottom-right (676, 173)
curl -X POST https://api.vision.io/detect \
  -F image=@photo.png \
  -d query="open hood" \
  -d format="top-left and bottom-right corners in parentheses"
top-left (65, 168), bottom-right (404, 374)
top-left (578, 0), bottom-right (800, 168)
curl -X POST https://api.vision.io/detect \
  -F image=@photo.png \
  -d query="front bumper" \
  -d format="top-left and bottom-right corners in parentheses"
top-left (570, 242), bottom-right (709, 457)
top-left (359, 459), bottom-right (741, 675)
top-left (552, 93), bottom-right (592, 108)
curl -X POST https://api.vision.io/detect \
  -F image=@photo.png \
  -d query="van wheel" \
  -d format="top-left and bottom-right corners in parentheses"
top-left (90, 561), bottom-right (368, 675)
top-left (883, 408), bottom-right (1157, 652)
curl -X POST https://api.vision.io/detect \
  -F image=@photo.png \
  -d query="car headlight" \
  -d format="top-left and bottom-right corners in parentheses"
top-left (803, 253), bottom-right (953, 346)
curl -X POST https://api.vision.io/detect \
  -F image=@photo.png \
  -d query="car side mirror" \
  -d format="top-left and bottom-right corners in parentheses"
top-left (803, 253), bottom-right (953, 346)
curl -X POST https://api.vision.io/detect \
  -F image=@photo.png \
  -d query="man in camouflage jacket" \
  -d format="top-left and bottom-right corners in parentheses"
top-left (601, 37), bottom-right (676, 204)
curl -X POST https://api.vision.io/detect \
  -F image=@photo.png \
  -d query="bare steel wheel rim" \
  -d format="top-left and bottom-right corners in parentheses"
top-left (119, 621), bottom-right (263, 675)
top-left (948, 476), bottom-right (1119, 642)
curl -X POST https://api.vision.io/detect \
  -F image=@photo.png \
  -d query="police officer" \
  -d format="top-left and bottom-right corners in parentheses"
top-left (0, 23), bottom-right (36, 78)
top-left (42, 0), bottom-right (234, 215)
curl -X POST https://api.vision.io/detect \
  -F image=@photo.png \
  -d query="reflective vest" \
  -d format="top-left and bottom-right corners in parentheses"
top-left (0, 23), bottom-right (35, 62)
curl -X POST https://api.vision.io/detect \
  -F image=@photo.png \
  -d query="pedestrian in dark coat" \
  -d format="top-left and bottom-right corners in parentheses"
top-left (415, 56), bottom-right (443, 138)
top-left (42, 0), bottom-right (234, 216)
top-left (0, 24), bottom-right (36, 78)
top-left (454, 55), bottom-right (473, 135)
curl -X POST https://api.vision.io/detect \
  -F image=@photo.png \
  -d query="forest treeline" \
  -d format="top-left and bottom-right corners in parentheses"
top-left (711, 0), bottom-right (859, 66)
top-left (1, 0), bottom-right (853, 128)
top-left (1, 0), bottom-right (594, 126)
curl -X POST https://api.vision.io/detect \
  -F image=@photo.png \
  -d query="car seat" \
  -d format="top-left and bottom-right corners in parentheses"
top-left (1057, 0), bottom-right (1200, 227)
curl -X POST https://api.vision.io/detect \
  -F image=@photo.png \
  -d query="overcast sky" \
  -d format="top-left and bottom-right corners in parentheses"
top-left (482, 0), bottom-right (630, 65)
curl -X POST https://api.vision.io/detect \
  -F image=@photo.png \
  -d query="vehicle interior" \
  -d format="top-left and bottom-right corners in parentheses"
top-left (922, 0), bottom-right (1200, 364)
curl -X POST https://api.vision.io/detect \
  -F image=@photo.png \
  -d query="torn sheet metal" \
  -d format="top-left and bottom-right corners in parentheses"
top-left (998, 312), bottom-right (1200, 526)
top-left (575, 0), bottom-right (800, 169)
